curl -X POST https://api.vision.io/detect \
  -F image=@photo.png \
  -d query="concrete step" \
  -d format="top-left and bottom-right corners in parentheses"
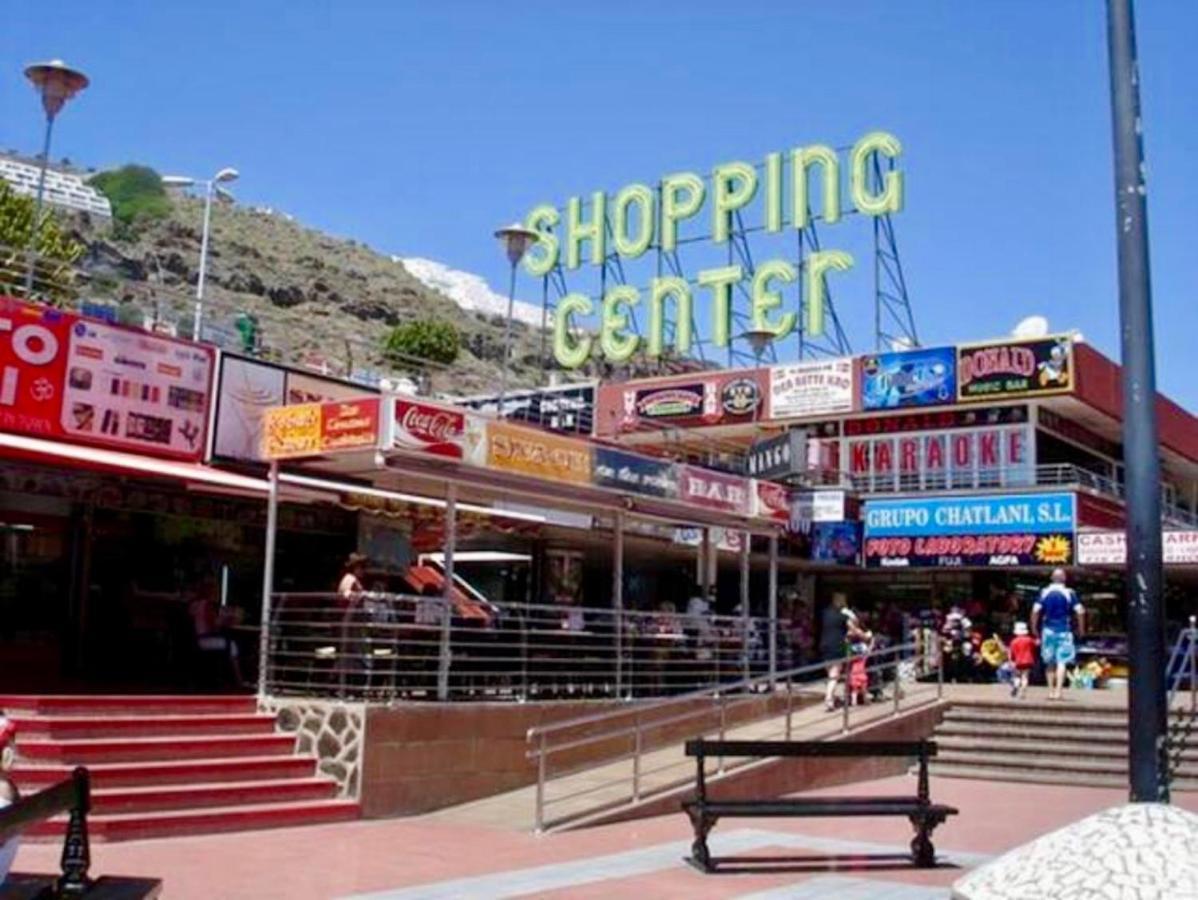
top-left (935, 720), bottom-right (1198, 747)
top-left (0, 694), bottom-right (256, 717)
top-left (932, 749), bottom-right (1198, 780)
top-left (934, 734), bottom-right (1198, 763)
top-left (27, 798), bottom-right (361, 842)
top-left (11, 755), bottom-right (317, 789)
top-left (88, 777), bottom-right (339, 815)
top-left (929, 762), bottom-right (1198, 792)
top-left (16, 733), bottom-right (297, 765)
top-left (9, 713), bottom-right (278, 740)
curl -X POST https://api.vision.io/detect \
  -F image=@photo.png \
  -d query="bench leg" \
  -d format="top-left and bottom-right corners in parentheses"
top-left (908, 810), bottom-right (947, 868)
top-left (684, 806), bottom-right (719, 873)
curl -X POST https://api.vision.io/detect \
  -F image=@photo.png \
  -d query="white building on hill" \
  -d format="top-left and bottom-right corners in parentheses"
top-left (0, 154), bottom-right (112, 218)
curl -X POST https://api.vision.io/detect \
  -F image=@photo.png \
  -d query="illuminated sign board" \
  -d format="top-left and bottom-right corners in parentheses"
top-left (524, 132), bottom-right (905, 367)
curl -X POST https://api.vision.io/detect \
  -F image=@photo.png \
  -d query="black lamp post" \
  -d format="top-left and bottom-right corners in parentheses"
top-left (1105, 0), bottom-right (1168, 803)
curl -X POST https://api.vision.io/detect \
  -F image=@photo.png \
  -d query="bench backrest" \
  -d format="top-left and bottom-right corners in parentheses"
top-left (684, 739), bottom-right (937, 759)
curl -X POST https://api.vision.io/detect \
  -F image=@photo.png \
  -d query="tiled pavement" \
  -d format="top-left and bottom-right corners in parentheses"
top-left (13, 768), bottom-right (1198, 899)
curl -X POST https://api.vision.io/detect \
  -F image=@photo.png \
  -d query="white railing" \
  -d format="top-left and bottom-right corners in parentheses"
top-left (525, 640), bottom-right (943, 832)
top-left (263, 592), bottom-right (792, 702)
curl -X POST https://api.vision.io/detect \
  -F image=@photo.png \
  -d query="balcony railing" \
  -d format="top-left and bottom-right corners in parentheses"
top-left (263, 593), bottom-right (797, 702)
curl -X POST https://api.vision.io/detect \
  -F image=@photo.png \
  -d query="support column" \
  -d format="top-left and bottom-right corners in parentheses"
top-left (768, 533), bottom-right (779, 683)
top-left (700, 527), bottom-right (711, 599)
top-left (613, 510), bottom-right (625, 697)
top-left (437, 483), bottom-right (457, 701)
top-left (257, 461), bottom-right (280, 699)
top-left (740, 531), bottom-right (751, 683)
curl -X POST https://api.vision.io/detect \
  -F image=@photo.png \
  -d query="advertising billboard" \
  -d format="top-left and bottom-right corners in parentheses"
top-left (592, 447), bottom-right (677, 497)
top-left (1077, 531), bottom-right (1198, 566)
top-left (678, 465), bottom-right (751, 515)
top-left (863, 492), bottom-right (1076, 568)
top-left (0, 296), bottom-right (214, 461)
top-left (392, 399), bottom-right (468, 459)
top-left (957, 336), bottom-right (1073, 402)
top-left (768, 358), bottom-right (854, 418)
top-left (212, 356), bottom-right (287, 462)
top-left (261, 397), bottom-right (381, 459)
top-left (859, 346), bottom-right (956, 410)
top-left (485, 421), bottom-right (593, 485)
top-left (595, 369), bottom-right (767, 435)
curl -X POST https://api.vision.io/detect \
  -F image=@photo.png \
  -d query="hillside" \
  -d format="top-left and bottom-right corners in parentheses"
top-left (70, 191), bottom-right (549, 395)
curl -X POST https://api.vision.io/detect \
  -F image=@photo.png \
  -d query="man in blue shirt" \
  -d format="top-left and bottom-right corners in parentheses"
top-left (1032, 568), bottom-right (1085, 700)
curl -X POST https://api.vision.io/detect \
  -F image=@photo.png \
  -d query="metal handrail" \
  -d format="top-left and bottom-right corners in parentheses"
top-left (0, 767), bottom-right (91, 896)
top-left (525, 640), bottom-right (943, 832)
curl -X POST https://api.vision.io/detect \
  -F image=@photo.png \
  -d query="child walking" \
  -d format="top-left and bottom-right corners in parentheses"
top-left (1008, 622), bottom-right (1036, 699)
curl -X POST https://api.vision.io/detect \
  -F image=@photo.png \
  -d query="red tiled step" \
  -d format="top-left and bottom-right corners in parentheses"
top-left (9, 713), bottom-right (277, 740)
top-left (27, 799), bottom-right (361, 842)
top-left (17, 733), bottom-right (297, 765)
top-left (0, 694), bottom-right (256, 717)
top-left (88, 777), bottom-right (339, 815)
top-left (12, 755), bottom-right (316, 789)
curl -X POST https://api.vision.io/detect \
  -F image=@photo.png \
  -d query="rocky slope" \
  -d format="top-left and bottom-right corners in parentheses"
top-left (72, 195), bottom-right (548, 395)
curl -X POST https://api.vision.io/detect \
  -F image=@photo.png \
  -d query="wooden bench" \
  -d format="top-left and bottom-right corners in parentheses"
top-left (681, 739), bottom-right (957, 872)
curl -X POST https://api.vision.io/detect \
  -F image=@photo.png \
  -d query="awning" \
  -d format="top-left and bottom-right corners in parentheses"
top-left (0, 433), bottom-right (271, 495)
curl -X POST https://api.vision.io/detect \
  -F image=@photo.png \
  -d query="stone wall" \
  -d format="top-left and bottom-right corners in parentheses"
top-left (263, 698), bottom-right (365, 798)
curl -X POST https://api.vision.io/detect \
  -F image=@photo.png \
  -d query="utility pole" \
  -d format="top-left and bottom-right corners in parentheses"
top-left (1105, 0), bottom-right (1168, 803)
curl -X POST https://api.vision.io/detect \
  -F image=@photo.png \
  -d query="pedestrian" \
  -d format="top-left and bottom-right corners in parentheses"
top-left (337, 553), bottom-right (368, 606)
top-left (1032, 569), bottom-right (1085, 701)
top-left (819, 593), bottom-right (865, 711)
top-left (1008, 621), bottom-right (1037, 699)
top-left (0, 712), bottom-right (19, 884)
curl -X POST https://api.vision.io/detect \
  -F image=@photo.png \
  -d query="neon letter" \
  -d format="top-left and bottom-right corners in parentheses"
top-left (600, 286), bottom-right (640, 362)
top-left (764, 151), bottom-right (783, 233)
top-left (712, 161), bottom-right (757, 243)
top-left (752, 259), bottom-right (798, 338)
top-left (647, 276), bottom-right (693, 358)
top-left (523, 204), bottom-right (560, 277)
top-left (612, 183), bottom-right (654, 259)
top-left (565, 191), bottom-right (606, 269)
top-left (805, 250), bottom-right (853, 337)
top-left (698, 265), bottom-right (743, 348)
top-left (850, 131), bottom-right (903, 216)
top-left (660, 172), bottom-right (705, 252)
top-left (791, 145), bottom-right (840, 228)
top-left (553, 293), bottom-right (594, 368)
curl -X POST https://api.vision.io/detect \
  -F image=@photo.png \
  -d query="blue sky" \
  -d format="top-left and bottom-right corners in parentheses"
top-left (3, 2), bottom-right (1195, 408)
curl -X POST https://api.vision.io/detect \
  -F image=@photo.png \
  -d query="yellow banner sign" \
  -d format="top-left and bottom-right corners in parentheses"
top-left (261, 403), bottom-right (322, 459)
top-left (486, 421), bottom-right (593, 485)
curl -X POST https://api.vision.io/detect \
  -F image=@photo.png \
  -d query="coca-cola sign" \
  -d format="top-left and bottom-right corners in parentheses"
top-left (393, 399), bottom-right (466, 458)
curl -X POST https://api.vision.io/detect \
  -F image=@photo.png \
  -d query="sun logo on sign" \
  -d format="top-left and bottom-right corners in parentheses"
top-left (1035, 535), bottom-right (1072, 565)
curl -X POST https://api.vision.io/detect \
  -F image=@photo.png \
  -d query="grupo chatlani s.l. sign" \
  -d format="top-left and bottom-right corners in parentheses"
top-left (523, 132), bottom-right (904, 367)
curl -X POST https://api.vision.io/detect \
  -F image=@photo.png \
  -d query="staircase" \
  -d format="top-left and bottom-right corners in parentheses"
top-left (1, 694), bottom-right (360, 841)
top-left (926, 698), bottom-right (1198, 790)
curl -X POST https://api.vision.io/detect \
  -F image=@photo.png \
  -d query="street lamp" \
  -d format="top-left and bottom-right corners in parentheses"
top-left (163, 168), bottom-right (239, 341)
top-left (22, 59), bottom-right (89, 297)
top-left (493, 223), bottom-right (539, 417)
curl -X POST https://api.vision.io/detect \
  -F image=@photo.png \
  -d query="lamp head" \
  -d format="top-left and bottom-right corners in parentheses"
top-left (24, 59), bottom-right (89, 120)
top-left (494, 223), bottom-right (539, 266)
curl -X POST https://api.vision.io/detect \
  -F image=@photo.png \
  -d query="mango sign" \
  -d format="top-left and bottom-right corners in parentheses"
top-left (524, 132), bottom-right (904, 368)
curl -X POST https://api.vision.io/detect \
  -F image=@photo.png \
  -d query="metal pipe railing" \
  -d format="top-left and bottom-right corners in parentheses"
top-left (262, 592), bottom-right (793, 703)
top-left (525, 640), bottom-right (943, 832)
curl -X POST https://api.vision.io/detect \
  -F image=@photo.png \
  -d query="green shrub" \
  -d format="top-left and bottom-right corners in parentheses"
top-left (0, 182), bottom-right (85, 307)
top-left (383, 319), bottom-right (460, 366)
top-left (90, 165), bottom-right (172, 229)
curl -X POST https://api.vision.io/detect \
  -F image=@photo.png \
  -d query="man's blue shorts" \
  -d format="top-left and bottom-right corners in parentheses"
top-left (1041, 627), bottom-right (1076, 666)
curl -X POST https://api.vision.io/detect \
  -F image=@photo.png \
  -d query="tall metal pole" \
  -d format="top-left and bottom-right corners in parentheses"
top-left (192, 180), bottom-right (216, 341)
top-left (767, 533), bottom-right (779, 683)
top-left (740, 531), bottom-right (751, 683)
top-left (497, 260), bottom-right (517, 417)
top-left (257, 461), bottom-right (280, 699)
top-left (613, 510), bottom-right (625, 697)
top-left (22, 114), bottom-right (56, 297)
top-left (437, 483), bottom-right (457, 701)
top-left (1106, 0), bottom-right (1168, 803)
